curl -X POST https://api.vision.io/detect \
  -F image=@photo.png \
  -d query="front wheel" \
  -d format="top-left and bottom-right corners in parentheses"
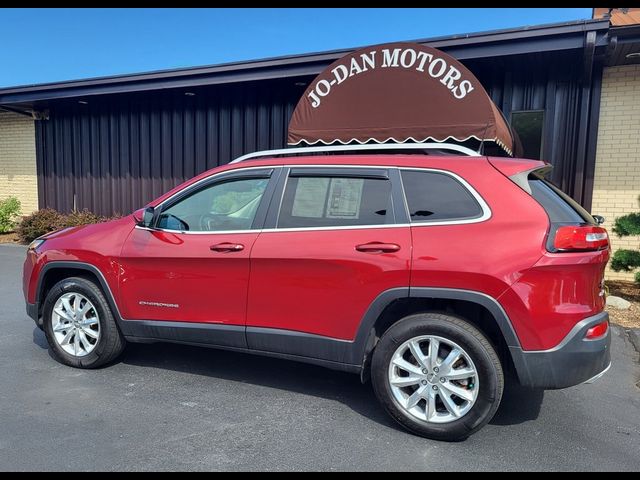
top-left (42, 276), bottom-right (126, 368)
top-left (371, 313), bottom-right (503, 441)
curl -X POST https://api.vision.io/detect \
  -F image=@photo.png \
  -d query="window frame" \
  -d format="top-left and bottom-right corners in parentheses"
top-left (271, 166), bottom-right (398, 230)
top-left (398, 167), bottom-right (492, 227)
top-left (148, 167), bottom-right (279, 234)
top-left (273, 165), bottom-right (397, 232)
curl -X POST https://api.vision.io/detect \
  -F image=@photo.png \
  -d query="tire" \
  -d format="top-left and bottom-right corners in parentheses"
top-left (371, 313), bottom-right (503, 441)
top-left (42, 276), bottom-right (126, 368)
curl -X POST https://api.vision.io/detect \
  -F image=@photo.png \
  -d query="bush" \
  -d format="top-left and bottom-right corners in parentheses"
top-left (0, 196), bottom-right (22, 233)
top-left (612, 212), bottom-right (640, 237)
top-left (610, 194), bottom-right (640, 284)
top-left (64, 209), bottom-right (107, 227)
top-left (16, 208), bottom-right (64, 243)
top-left (16, 208), bottom-right (122, 243)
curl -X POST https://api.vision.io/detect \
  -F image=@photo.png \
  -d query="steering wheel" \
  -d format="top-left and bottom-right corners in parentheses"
top-left (200, 214), bottom-right (222, 231)
top-left (160, 214), bottom-right (190, 231)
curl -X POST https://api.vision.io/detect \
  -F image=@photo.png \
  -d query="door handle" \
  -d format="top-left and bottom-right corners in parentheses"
top-left (355, 242), bottom-right (401, 253)
top-left (210, 242), bottom-right (244, 252)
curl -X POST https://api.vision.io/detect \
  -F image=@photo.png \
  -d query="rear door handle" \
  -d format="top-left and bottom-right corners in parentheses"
top-left (210, 242), bottom-right (244, 252)
top-left (355, 242), bottom-right (401, 253)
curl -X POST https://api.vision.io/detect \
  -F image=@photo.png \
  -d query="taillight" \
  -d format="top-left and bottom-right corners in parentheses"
top-left (585, 321), bottom-right (608, 340)
top-left (553, 225), bottom-right (609, 252)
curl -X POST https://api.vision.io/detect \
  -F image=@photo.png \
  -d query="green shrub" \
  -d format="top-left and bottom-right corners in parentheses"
top-left (612, 212), bottom-right (640, 237)
top-left (0, 196), bottom-right (22, 233)
top-left (16, 208), bottom-right (64, 243)
top-left (610, 194), bottom-right (640, 284)
top-left (17, 208), bottom-right (122, 243)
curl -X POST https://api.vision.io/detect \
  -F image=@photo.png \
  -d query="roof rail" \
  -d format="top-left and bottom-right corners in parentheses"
top-left (229, 142), bottom-right (481, 164)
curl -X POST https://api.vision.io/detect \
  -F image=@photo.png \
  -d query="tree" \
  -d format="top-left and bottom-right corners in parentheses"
top-left (610, 195), bottom-right (640, 284)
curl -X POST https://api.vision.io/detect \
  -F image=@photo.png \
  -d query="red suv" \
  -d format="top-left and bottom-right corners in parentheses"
top-left (23, 144), bottom-right (611, 441)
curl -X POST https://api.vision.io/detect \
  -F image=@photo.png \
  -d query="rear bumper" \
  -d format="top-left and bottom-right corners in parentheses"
top-left (510, 311), bottom-right (611, 389)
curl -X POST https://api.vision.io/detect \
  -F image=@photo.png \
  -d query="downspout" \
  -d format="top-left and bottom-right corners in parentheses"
top-left (573, 30), bottom-right (597, 211)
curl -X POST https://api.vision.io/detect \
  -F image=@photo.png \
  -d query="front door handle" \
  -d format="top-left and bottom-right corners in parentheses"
top-left (355, 242), bottom-right (401, 253)
top-left (210, 242), bottom-right (244, 252)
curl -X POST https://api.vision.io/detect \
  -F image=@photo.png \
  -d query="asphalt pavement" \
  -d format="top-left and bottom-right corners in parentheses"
top-left (0, 243), bottom-right (638, 471)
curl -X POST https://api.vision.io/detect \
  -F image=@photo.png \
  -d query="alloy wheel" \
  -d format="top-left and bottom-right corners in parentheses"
top-left (50, 292), bottom-right (100, 357)
top-left (388, 335), bottom-right (479, 423)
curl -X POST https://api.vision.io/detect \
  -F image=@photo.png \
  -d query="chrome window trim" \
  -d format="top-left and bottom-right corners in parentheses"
top-left (134, 225), bottom-right (264, 235)
top-left (146, 164), bottom-right (490, 235)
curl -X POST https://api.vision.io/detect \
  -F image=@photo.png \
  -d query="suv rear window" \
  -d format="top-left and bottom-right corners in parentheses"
top-left (401, 170), bottom-right (483, 222)
top-left (529, 177), bottom-right (595, 224)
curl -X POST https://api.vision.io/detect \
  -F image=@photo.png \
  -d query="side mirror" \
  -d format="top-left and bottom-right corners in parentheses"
top-left (141, 206), bottom-right (156, 228)
top-left (593, 215), bottom-right (605, 225)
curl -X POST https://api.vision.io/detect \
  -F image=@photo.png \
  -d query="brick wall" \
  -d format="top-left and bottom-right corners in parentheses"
top-left (0, 111), bottom-right (38, 215)
top-left (591, 64), bottom-right (640, 281)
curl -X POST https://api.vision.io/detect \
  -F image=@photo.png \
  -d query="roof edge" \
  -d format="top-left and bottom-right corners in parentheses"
top-left (0, 17), bottom-right (610, 104)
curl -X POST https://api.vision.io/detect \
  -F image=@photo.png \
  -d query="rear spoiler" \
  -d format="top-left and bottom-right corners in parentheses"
top-left (487, 158), bottom-right (551, 195)
top-left (508, 165), bottom-right (553, 195)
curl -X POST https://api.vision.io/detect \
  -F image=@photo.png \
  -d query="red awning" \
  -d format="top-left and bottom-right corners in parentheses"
top-left (288, 42), bottom-right (514, 155)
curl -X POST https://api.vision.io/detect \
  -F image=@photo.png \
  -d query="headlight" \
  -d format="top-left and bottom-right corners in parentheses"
top-left (28, 239), bottom-right (46, 252)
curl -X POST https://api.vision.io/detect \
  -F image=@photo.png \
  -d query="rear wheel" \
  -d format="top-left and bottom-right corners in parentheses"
top-left (371, 313), bottom-right (503, 441)
top-left (42, 276), bottom-right (126, 368)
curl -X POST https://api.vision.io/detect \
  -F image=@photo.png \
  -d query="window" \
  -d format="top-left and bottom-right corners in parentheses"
top-left (278, 174), bottom-right (392, 228)
top-left (157, 177), bottom-right (269, 232)
top-left (511, 110), bottom-right (544, 160)
top-left (529, 177), bottom-right (595, 224)
top-left (401, 170), bottom-right (483, 222)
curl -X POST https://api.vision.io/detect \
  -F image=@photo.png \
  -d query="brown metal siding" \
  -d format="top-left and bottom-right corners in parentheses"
top-left (35, 52), bottom-right (599, 215)
top-left (35, 79), bottom-right (306, 215)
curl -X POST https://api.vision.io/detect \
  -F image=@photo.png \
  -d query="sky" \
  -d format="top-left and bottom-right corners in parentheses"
top-left (0, 8), bottom-right (592, 88)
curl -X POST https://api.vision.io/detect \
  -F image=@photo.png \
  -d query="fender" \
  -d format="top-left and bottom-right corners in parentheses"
top-left (34, 261), bottom-right (125, 325)
top-left (351, 287), bottom-right (525, 380)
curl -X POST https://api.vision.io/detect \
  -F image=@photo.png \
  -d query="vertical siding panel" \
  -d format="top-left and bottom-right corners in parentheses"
top-left (206, 93), bottom-right (219, 170)
top-left (171, 96), bottom-right (184, 187)
top-left (194, 94), bottom-right (207, 175)
top-left (139, 98), bottom-right (151, 208)
top-left (183, 95), bottom-right (196, 181)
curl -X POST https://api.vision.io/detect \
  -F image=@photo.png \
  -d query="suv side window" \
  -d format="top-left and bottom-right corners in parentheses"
top-left (277, 171), bottom-right (393, 228)
top-left (157, 177), bottom-right (270, 232)
top-left (401, 170), bottom-right (483, 222)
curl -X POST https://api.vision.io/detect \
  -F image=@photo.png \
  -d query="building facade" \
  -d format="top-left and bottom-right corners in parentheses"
top-left (0, 111), bottom-right (38, 214)
top-left (592, 64), bottom-right (640, 280)
top-left (1, 14), bottom-right (639, 280)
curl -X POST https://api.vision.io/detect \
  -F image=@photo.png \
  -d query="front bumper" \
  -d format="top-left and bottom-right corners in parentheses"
top-left (510, 311), bottom-right (611, 389)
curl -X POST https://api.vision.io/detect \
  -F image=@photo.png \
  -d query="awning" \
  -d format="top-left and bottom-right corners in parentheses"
top-left (288, 42), bottom-right (514, 155)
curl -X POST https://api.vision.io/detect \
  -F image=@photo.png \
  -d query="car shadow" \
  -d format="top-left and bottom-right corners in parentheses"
top-left (119, 340), bottom-right (403, 432)
top-left (121, 339), bottom-right (544, 427)
top-left (490, 381), bottom-right (544, 426)
top-left (32, 328), bottom-right (544, 430)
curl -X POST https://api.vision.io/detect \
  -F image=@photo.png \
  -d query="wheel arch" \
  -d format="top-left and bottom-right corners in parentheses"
top-left (36, 262), bottom-right (124, 325)
top-left (353, 287), bottom-right (523, 382)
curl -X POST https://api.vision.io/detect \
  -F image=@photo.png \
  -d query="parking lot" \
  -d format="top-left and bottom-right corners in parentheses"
top-left (1, 243), bottom-right (639, 471)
